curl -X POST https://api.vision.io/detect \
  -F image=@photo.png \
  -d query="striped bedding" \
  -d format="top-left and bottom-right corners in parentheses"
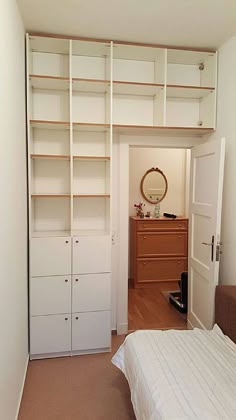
top-left (112, 326), bottom-right (236, 419)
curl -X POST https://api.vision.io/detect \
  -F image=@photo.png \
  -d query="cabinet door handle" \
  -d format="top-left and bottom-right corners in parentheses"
top-left (65, 240), bottom-right (69, 244)
top-left (75, 278), bottom-right (79, 282)
top-left (65, 317), bottom-right (68, 321)
top-left (65, 279), bottom-right (68, 282)
top-left (75, 240), bottom-right (79, 244)
top-left (75, 316), bottom-right (79, 320)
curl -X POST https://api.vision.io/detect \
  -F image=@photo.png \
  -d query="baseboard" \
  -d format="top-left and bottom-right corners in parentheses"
top-left (15, 354), bottom-right (29, 420)
top-left (117, 322), bottom-right (128, 335)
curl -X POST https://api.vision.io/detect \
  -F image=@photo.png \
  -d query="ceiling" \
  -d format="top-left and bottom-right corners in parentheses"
top-left (17, 0), bottom-right (236, 49)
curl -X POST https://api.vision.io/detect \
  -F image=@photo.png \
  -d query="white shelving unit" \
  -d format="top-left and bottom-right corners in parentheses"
top-left (27, 35), bottom-right (112, 359)
top-left (26, 33), bottom-right (217, 359)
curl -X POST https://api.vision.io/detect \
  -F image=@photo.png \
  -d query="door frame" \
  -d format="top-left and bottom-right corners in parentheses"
top-left (116, 135), bottom-right (204, 334)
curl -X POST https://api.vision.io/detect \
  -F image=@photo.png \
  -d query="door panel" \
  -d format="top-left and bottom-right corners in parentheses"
top-left (31, 237), bottom-right (71, 276)
top-left (188, 139), bottom-right (225, 329)
top-left (73, 235), bottom-right (111, 274)
top-left (72, 311), bottom-right (111, 351)
top-left (72, 273), bottom-right (111, 312)
top-left (30, 314), bottom-right (71, 355)
top-left (30, 276), bottom-right (71, 316)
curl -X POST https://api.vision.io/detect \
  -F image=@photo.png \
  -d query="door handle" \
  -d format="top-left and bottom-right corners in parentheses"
top-left (202, 235), bottom-right (214, 262)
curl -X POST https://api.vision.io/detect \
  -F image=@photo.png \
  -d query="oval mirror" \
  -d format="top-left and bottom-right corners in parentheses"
top-left (140, 167), bottom-right (168, 204)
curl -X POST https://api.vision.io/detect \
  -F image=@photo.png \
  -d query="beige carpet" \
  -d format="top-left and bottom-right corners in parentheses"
top-left (18, 335), bottom-right (135, 420)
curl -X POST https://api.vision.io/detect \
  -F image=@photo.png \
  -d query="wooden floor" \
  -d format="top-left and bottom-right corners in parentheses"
top-left (128, 282), bottom-right (187, 331)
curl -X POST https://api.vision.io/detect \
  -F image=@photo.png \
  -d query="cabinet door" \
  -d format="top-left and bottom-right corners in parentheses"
top-left (73, 235), bottom-right (111, 274)
top-left (30, 276), bottom-right (71, 316)
top-left (31, 237), bottom-right (71, 277)
top-left (72, 273), bottom-right (110, 313)
top-left (30, 314), bottom-right (71, 355)
top-left (72, 311), bottom-right (111, 351)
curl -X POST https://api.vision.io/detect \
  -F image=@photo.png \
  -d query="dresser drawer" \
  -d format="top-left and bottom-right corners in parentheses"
top-left (137, 232), bottom-right (187, 257)
top-left (136, 258), bottom-right (187, 284)
top-left (136, 220), bottom-right (188, 232)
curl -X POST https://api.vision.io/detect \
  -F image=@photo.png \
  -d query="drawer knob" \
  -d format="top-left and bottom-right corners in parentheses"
top-left (65, 279), bottom-right (68, 282)
top-left (178, 261), bottom-right (181, 264)
top-left (65, 240), bottom-right (69, 244)
top-left (75, 316), bottom-right (79, 320)
top-left (75, 240), bottom-right (79, 243)
top-left (65, 317), bottom-right (68, 321)
top-left (178, 236), bottom-right (182, 238)
top-left (143, 236), bottom-right (147, 239)
top-left (75, 278), bottom-right (79, 282)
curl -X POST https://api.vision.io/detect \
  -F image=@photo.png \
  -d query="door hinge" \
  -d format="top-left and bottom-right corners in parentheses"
top-left (216, 239), bottom-right (223, 262)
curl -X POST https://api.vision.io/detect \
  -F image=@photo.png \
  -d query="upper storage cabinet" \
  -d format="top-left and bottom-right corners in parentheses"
top-left (28, 36), bottom-right (70, 77)
top-left (72, 40), bottom-right (111, 125)
top-left (112, 44), bottom-right (166, 126)
top-left (166, 49), bottom-right (217, 128)
top-left (27, 33), bottom-right (217, 136)
top-left (28, 36), bottom-right (70, 123)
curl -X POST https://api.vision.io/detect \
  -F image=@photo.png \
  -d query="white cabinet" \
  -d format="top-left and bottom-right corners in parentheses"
top-left (27, 33), bottom-right (218, 359)
top-left (31, 237), bottom-right (71, 276)
top-left (30, 275), bottom-right (71, 315)
top-left (73, 235), bottom-right (111, 274)
top-left (72, 311), bottom-right (111, 351)
top-left (30, 314), bottom-right (71, 355)
top-left (72, 274), bottom-right (111, 312)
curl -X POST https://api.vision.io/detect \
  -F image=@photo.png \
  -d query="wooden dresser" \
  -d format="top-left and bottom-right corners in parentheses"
top-left (130, 217), bottom-right (188, 288)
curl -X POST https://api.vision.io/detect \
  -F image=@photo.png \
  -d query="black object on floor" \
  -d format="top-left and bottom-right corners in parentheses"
top-left (169, 272), bottom-right (188, 313)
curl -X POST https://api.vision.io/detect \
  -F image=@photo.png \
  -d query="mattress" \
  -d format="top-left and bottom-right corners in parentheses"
top-left (112, 326), bottom-right (236, 420)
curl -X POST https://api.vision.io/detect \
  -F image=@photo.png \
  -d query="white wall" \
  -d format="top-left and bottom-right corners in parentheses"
top-left (129, 147), bottom-right (187, 217)
top-left (210, 35), bottom-right (236, 286)
top-left (0, 1), bottom-right (28, 419)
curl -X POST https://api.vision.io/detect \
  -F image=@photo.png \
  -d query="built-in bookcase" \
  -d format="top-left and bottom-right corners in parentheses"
top-left (27, 35), bottom-right (112, 237)
top-left (26, 33), bottom-right (217, 359)
top-left (27, 34), bottom-right (217, 237)
top-left (27, 34), bottom-right (217, 238)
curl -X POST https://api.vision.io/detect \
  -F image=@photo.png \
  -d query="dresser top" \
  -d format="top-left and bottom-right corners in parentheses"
top-left (131, 216), bottom-right (188, 221)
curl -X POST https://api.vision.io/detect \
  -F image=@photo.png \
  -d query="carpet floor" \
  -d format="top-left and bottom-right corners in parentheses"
top-left (18, 335), bottom-right (135, 420)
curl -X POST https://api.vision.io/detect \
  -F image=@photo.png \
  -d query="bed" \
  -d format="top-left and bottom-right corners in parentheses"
top-left (112, 286), bottom-right (236, 420)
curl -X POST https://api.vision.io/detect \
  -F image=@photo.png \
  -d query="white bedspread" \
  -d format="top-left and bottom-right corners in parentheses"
top-left (112, 326), bottom-right (236, 419)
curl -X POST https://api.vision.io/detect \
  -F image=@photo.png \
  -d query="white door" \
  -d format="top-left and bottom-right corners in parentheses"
top-left (30, 314), bottom-right (71, 356)
top-left (72, 273), bottom-right (111, 313)
top-left (30, 276), bottom-right (71, 316)
top-left (31, 237), bottom-right (71, 277)
top-left (188, 138), bottom-right (225, 329)
top-left (72, 311), bottom-right (111, 351)
top-left (73, 235), bottom-right (111, 274)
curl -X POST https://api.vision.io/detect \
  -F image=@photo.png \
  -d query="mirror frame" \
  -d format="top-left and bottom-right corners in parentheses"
top-left (140, 167), bottom-right (168, 204)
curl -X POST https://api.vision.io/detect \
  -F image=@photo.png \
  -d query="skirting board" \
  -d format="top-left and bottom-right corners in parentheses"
top-left (117, 322), bottom-right (128, 335)
top-left (15, 355), bottom-right (29, 420)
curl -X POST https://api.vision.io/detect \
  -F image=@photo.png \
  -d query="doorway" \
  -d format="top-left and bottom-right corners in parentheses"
top-left (128, 146), bottom-right (190, 331)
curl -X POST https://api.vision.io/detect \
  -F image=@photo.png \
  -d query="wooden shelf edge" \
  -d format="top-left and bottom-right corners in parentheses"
top-left (167, 84), bottom-right (215, 90)
top-left (29, 74), bottom-right (69, 81)
top-left (30, 119), bottom-right (70, 125)
top-left (73, 155), bottom-right (110, 160)
top-left (31, 194), bottom-right (71, 198)
top-left (31, 154), bottom-right (70, 159)
top-left (73, 194), bottom-right (110, 198)
top-left (113, 80), bottom-right (164, 88)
